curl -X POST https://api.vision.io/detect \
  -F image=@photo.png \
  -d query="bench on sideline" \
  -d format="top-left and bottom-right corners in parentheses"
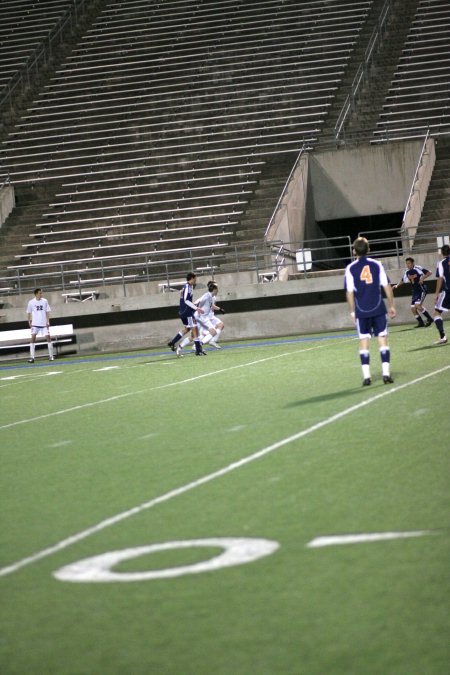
top-left (0, 324), bottom-right (77, 358)
top-left (158, 280), bottom-right (186, 293)
top-left (62, 289), bottom-right (98, 302)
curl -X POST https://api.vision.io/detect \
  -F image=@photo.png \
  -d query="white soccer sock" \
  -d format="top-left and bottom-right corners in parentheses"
top-left (211, 328), bottom-right (222, 343)
top-left (48, 342), bottom-right (54, 358)
top-left (179, 336), bottom-right (191, 348)
top-left (362, 364), bottom-right (371, 379)
top-left (382, 362), bottom-right (390, 376)
top-left (30, 343), bottom-right (35, 358)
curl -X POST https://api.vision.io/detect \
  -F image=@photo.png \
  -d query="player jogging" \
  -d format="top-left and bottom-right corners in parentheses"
top-left (392, 257), bottom-right (433, 327)
top-left (344, 237), bottom-right (396, 386)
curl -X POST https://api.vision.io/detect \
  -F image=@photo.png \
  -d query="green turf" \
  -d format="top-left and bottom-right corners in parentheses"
top-left (0, 327), bottom-right (449, 674)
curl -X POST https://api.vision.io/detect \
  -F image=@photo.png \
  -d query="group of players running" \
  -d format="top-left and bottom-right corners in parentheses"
top-left (167, 273), bottom-right (225, 357)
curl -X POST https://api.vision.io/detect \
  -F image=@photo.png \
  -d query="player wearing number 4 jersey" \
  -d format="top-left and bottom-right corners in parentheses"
top-left (344, 237), bottom-right (396, 386)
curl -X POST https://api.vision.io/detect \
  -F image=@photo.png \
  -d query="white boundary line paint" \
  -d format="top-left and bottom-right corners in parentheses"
top-left (307, 531), bottom-right (438, 548)
top-left (1, 363), bottom-right (448, 579)
top-left (0, 341), bottom-right (340, 432)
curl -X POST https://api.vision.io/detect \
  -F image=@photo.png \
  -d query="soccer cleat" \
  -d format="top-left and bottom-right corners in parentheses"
top-left (210, 342), bottom-right (222, 349)
top-left (383, 375), bottom-right (394, 384)
top-left (425, 319), bottom-right (433, 327)
top-left (362, 378), bottom-right (371, 386)
top-left (27, 358), bottom-right (34, 363)
top-left (176, 346), bottom-right (183, 358)
top-left (195, 350), bottom-right (207, 356)
top-left (49, 356), bottom-right (54, 361)
top-left (414, 323), bottom-right (425, 328)
top-left (168, 341), bottom-right (176, 351)
top-left (434, 335), bottom-right (447, 345)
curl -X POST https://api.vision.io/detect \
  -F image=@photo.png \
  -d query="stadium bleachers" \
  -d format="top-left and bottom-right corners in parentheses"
top-left (374, 0), bottom-right (450, 140)
top-left (0, 0), bottom-right (374, 284)
top-left (0, 0), bottom-right (90, 112)
top-left (1, 0), bottom-right (449, 292)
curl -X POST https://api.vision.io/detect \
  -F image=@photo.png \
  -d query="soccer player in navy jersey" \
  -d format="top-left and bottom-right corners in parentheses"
top-left (393, 257), bottom-right (433, 327)
top-left (345, 237), bottom-right (396, 386)
top-left (167, 272), bottom-right (206, 356)
top-left (432, 244), bottom-right (450, 345)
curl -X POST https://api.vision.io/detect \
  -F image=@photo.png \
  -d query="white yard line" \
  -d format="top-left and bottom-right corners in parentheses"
top-left (1, 363), bottom-right (448, 579)
top-left (307, 531), bottom-right (438, 547)
top-left (0, 341), bottom-right (338, 432)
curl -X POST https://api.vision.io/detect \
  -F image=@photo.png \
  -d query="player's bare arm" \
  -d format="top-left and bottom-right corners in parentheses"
top-left (384, 284), bottom-right (396, 318)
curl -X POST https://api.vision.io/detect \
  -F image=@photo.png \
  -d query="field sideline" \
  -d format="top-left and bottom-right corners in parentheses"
top-left (1, 326), bottom-right (449, 674)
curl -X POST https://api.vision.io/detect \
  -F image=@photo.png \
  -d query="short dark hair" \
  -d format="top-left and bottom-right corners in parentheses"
top-left (353, 237), bottom-right (369, 257)
top-left (405, 257), bottom-right (414, 263)
top-left (34, 288), bottom-right (42, 295)
top-left (186, 272), bottom-right (196, 281)
top-left (441, 244), bottom-right (450, 256)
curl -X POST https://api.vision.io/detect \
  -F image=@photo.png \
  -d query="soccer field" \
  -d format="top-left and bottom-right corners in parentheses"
top-left (1, 326), bottom-right (449, 675)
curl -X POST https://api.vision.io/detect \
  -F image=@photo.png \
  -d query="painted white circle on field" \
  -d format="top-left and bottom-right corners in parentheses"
top-left (53, 537), bottom-right (279, 583)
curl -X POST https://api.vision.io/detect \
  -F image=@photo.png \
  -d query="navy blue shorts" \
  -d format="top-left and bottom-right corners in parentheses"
top-left (411, 285), bottom-right (427, 306)
top-left (180, 315), bottom-right (196, 328)
top-left (356, 314), bottom-right (388, 339)
top-left (435, 289), bottom-right (450, 312)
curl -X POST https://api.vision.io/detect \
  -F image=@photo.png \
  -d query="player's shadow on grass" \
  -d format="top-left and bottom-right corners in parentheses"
top-left (286, 387), bottom-right (372, 407)
top-left (407, 344), bottom-right (440, 352)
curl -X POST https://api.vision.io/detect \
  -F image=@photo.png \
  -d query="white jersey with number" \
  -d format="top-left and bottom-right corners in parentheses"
top-left (27, 297), bottom-right (51, 327)
top-left (195, 291), bottom-right (214, 316)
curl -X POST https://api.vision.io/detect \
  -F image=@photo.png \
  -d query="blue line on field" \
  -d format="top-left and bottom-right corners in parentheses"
top-left (0, 333), bottom-right (357, 372)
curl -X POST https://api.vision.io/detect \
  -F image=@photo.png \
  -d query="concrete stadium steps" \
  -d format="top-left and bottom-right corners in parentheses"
top-left (372, 0), bottom-right (450, 141)
top-left (234, 155), bottom-right (295, 240)
top-left (318, 0), bottom-right (392, 141)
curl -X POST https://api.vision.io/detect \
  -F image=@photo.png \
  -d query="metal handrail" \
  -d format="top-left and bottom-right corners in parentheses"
top-left (401, 128), bottom-right (430, 233)
top-left (0, 0), bottom-right (89, 113)
top-left (0, 174), bottom-right (11, 191)
top-left (335, 0), bottom-right (392, 140)
top-left (1, 226), bottom-right (446, 296)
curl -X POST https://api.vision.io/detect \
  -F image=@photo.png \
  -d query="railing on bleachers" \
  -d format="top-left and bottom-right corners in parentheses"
top-left (2, 224), bottom-right (448, 297)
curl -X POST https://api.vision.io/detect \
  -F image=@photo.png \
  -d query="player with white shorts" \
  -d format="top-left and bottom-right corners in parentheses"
top-left (26, 288), bottom-right (54, 363)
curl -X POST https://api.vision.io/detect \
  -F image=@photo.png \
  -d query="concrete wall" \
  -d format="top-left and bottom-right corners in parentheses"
top-left (309, 139), bottom-right (424, 221)
top-left (0, 182), bottom-right (15, 228)
top-left (265, 153), bottom-right (308, 246)
top-left (402, 138), bottom-right (436, 248)
top-left (262, 140), bottom-right (426, 255)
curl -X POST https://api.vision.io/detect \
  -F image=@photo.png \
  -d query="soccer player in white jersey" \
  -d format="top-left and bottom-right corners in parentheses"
top-left (203, 283), bottom-right (225, 348)
top-left (194, 281), bottom-right (224, 348)
top-left (26, 288), bottom-right (54, 362)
